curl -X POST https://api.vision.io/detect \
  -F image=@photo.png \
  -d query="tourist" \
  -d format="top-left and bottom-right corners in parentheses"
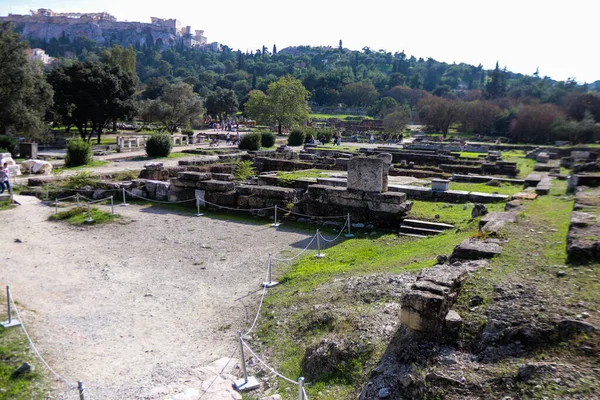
top-left (369, 134), bottom-right (375, 144)
top-left (309, 134), bottom-right (315, 145)
top-left (226, 132), bottom-right (231, 145)
top-left (336, 136), bottom-right (341, 146)
top-left (320, 136), bottom-right (327, 146)
top-left (0, 162), bottom-right (10, 194)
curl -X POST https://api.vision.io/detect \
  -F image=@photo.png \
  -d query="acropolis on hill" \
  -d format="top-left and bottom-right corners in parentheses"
top-left (0, 8), bottom-right (209, 50)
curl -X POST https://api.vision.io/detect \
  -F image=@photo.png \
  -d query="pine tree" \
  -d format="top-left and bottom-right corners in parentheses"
top-left (273, 44), bottom-right (277, 54)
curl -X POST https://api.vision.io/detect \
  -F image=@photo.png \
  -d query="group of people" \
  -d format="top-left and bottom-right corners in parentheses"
top-left (308, 135), bottom-right (342, 146)
top-left (208, 121), bottom-right (239, 133)
top-left (1, 162), bottom-right (11, 194)
top-left (208, 132), bottom-right (239, 147)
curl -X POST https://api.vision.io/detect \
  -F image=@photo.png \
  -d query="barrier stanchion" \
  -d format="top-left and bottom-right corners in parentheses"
top-left (194, 196), bottom-right (204, 217)
top-left (120, 187), bottom-right (129, 206)
top-left (262, 254), bottom-right (278, 288)
top-left (234, 331), bottom-right (259, 392)
top-left (314, 229), bottom-right (326, 258)
top-left (45, 183), bottom-right (49, 201)
top-left (76, 193), bottom-right (80, 205)
top-left (110, 196), bottom-right (114, 214)
top-left (55, 198), bottom-right (58, 215)
top-left (78, 380), bottom-right (85, 400)
top-left (271, 204), bottom-right (281, 227)
top-left (84, 204), bottom-right (93, 223)
top-left (1, 286), bottom-right (21, 328)
top-left (344, 213), bottom-right (355, 238)
top-left (298, 377), bottom-right (305, 400)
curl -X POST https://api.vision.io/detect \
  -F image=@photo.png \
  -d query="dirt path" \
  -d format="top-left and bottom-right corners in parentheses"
top-left (1, 195), bottom-right (313, 399)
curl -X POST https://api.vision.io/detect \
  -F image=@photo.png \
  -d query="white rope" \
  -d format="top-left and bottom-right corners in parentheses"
top-left (242, 258), bottom-right (271, 337)
top-left (86, 197), bottom-right (112, 205)
top-left (318, 218), bottom-right (349, 243)
top-left (240, 338), bottom-right (299, 385)
top-left (9, 296), bottom-right (77, 388)
top-left (284, 209), bottom-right (347, 219)
top-left (55, 194), bottom-right (77, 202)
top-left (271, 233), bottom-right (318, 262)
top-left (201, 198), bottom-right (275, 212)
top-left (124, 189), bottom-right (195, 204)
top-left (303, 386), bottom-right (309, 400)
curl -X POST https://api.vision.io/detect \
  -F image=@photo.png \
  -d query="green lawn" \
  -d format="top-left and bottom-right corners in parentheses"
top-left (449, 181), bottom-right (523, 196)
top-left (52, 160), bottom-right (109, 173)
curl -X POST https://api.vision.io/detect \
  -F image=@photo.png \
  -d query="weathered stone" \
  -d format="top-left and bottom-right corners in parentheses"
top-left (139, 168), bottom-right (169, 181)
top-left (251, 185), bottom-right (296, 200)
top-left (177, 171), bottom-right (212, 181)
top-left (11, 363), bottom-right (33, 377)
top-left (211, 173), bottom-right (234, 181)
top-left (195, 180), bottom-right (235, 192)
top-left (347, 157), bottom-right (384, 192)
top-left (431, 179), bottom-right (450, 191)
top-left (143, 162), bottom-right (163, 170)
top-left (471, 203), bottom-right (488, 218)
top-left (445, 310), bottom-right (462, 330)
top-left (450, 238), bottom-right (502, 261)
top-left (377, 387), bottom-right (390, 398)
top-left (505, 199), bottom-right (522, 210)
top-left (205, 190), bottom-right (238, 207)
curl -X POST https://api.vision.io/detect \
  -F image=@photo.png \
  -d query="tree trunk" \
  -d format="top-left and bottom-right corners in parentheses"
top-left (278, 122), bottom-right (282, 135)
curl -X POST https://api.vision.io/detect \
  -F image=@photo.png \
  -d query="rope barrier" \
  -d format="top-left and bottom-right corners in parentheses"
top-left (283, 209), bottom-right (347, 219)
top-left (240, 338), bottom-right (299, 385)
top-left (124, 189), bottom-right (195, 204)
top-left (318, 218), bottom-right (349, 243)
top-left (9, 296), bottom-right (77, 389)
top-left (55, 194), bottom-right (78, 202)
top-left (242, 259), bottom-right (271, 338)
top-left (303, 386), bottom-right (309, 400)
top-left (201, 197), bottom-right (275, 212)
top-left (270, 233), bottom-right (318, 262)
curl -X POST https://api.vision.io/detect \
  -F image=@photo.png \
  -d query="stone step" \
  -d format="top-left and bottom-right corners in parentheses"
top-left (402, 219), bottom-right (455, 230)
top-left (399, 225), bottom-right (445, 236)
top-left (398, 232), bottom-right (428, 238)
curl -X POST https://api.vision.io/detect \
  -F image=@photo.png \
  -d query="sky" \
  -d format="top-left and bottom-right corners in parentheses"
top-left (1, 0), bottom-right (598, 83)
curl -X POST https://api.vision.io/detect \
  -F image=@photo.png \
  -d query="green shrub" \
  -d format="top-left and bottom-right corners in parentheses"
top-left (288, 128), bottom-right (305, 146)
top-left (239, 132), bottom-right (262, 150)
top-left (233, 160), bottom-right (256, 181)
top-left (145, 133), bottom-right (173, 157)
top-left (261, 131), bottom-right (276, 148)
top-left (0, 135), bottom-right (18, 157)
top-left (181, 128), bottom-right (194, 135)
top-left (316, 128), bottom-right (334, 143)
top-left (65, 138), bottom-right (92, 167)
top-left (65, 171), bottom-right (100, 189)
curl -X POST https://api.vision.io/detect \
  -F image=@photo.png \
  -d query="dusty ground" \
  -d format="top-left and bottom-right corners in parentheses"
top-left (1, 195), bottom-right (314, 399)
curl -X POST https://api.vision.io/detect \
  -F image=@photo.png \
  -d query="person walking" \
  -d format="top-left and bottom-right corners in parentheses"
top-left (0, 162), bottom-right (11, 194)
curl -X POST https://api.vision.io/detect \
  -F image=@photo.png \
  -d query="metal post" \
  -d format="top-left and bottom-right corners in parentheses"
top-left (262, 254), bottom-right (278, 288)
top-left (314, 230), bottom-right (326, 258)
top-left (78, 380), bottom-right (85, 400)
top-left (271, 204), bottom-right (281, 227)
top-left (120, 187), bottom-right (129, 206)
top-left (76, 193), bottom-right (80, 204)
top-left (110, 196), bottom-right (114, 215)
top-left (298, 377), bottom-right (305, 400)
top-left (1, 286), bottom-right (20, 328)
top-left (85, 204), bottom-right (93, 223)
top-left (55, 198), bottom-right (58, 215)
top-left (194, 195), bottom-right (204, 217)
top-left (233, 331), bottom-right (259, 391)
top-left (345, 213), bottom-right (355, 238)
top-left (45, 183), bottom-right (49, 200)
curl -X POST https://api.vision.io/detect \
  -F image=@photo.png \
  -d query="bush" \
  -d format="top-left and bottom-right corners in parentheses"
top-left (145, 133), bottom-right (173, 157)
top-left (288, 128), bottom-right (305, 146)
top-left (233, 160), bottom-right (256, 181)
top-left (315, 128), bottom-right (334, 143)
top-left (65, 171), bottom-right (100, 189)
top-left (238, 132), bottom-right (262, 150)
top-left (181, 128), bottom-right (194, 135)
top-left (0, 135), bottom-right (18, 157)
top-left (65, 138), bottom-right (92, 167)
top-left (261, 131), bottom-right (276, 148)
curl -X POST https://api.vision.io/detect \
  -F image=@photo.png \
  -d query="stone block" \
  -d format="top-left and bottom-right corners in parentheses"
top-left (251, 185), bottom-right (296, 200)
top-left (431, 179), bottom-right (450, 191)
top-left (205, 190), bottom-right (238, 207)
top-left (177, 171), bottom-right (212, 181)
top-left (195, 180), bottom-right (235, 192)
top-left (536, 152), bottom-right (550, 163)
top-left (155, 182), bottom-right (170, 201)
top-left (167, 186), bottom-right (195, 202)
top-left (445, 310), bottom-right (462, 330)
top-left (248, 196), bottom-right (266, 208)
top-left (211, 173), bottom-right (234, 181)
top-left (450, 238), bottom-right (502, 261)
top-left (139, 168), bottom-right (169, 180)
top-left (347, 157), bottom-right (384, 192)
top-left (468, 192), bottom-right (509, 203)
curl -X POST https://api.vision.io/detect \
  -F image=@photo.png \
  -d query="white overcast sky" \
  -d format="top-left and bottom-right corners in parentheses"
top-left (1, 0), bottom-right (598, 83)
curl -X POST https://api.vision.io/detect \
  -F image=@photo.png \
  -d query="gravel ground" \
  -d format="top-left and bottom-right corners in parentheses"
top-left (1, 195), bottom-right (313, 399)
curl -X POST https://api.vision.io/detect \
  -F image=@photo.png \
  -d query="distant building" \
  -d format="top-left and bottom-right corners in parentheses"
top-left (0, 8), bottom-right (209, 50)
top-left (26, 48), bottom-right (52, 64)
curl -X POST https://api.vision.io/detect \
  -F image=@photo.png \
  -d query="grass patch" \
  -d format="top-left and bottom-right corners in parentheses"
top-left (0, 203), bottom-right (16, 212)
top-left (52, 160), bottom-right (109, 173)
top-left (0, 326), bottom-right (48, 399)
top-left (449, 182), bottom-right (522, 196)
top-left (49, 206), bottom-right (119, 225)
top-left (409, 201), bottom-right (505, 226)
top-left (276, 169), bottom-right (330, 182)
top-left (501, 150), bottom-right (536, 178)
top-left (129, 152), bottom-right (192, 161)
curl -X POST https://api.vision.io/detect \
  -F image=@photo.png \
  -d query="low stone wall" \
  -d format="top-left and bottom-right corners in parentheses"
top-left (567, 187), bottom-right (600, 263)
top-left (387, 184), bottom-right (509, 203)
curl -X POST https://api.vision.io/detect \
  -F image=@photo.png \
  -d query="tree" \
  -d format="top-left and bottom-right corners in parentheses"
top-left (142, 83), bottom-right (204, 133)
top-left (244, 75), bottom-right (310, 135)
top-left (340, 81), bottom-right (379, 107)
top-left (383, 109), bottom-right (409, 134)
top-left (367, 96), bottom-right (398, 118)
top-left (48, 61), bottom-right (137, 143)
top-left (205, 87), bottom-right (238, 120)
top-left (272, 44), bottom-right (277, 55)
top-left (100, 44), bottom-right (137, 74)
top-left (510, 104), bottom-right (563, 144)
top-left (458, 100), bottom-right (502, 134)
top-left (417, 96), bottom-right (460, 138)
top-left (484, 61), bottom-right (507, 99)
top-left (565, 93), bottom-right (600, 122)
top-left (0, 22), bottom-right (54, 139)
